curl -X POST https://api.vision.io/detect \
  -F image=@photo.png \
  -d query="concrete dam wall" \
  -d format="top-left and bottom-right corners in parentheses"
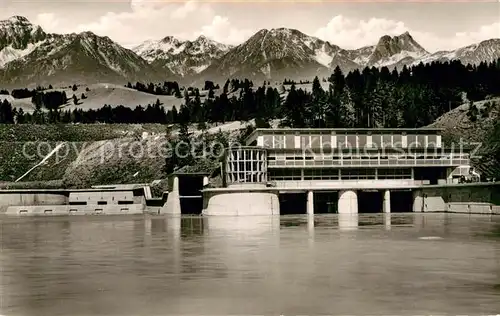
top-left (0, 191), bottom-right (68, 213)
top-left (5, 204), bottom-right (144, 216)
top-left (0, 186), bottom-right (148, 216)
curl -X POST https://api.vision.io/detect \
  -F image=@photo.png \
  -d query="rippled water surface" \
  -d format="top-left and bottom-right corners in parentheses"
top-left (1, 213), bottom-right (499, 315)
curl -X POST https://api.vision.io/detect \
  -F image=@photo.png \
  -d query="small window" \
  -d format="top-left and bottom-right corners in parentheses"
top-left (97, 201), bottom-right (107, 205)
top-left (69, 201), bottom-right (87, 205)
top-left (118, 201), bottom-right (133, 205)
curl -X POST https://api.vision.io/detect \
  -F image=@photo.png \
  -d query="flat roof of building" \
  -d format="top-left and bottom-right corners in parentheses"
top-left (253, 128), bottom-right (443, 132)
top-left (169, 171), bottom-right (211, 176)
top-left (245, 127), bottom-right (444, 144)
top-left (91, 184), bottom-right (148, 190)
top-left (0, 187), bottom-right (144, 194)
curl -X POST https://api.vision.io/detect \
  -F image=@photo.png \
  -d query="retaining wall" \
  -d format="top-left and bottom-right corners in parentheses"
top-left (5, 204), bottom-right (144, 216)
top-left (417, 183), bottom-right (500, 215)
top-left (0, 192), bottom-right (68, 213)
top-left (446, 202), bottom-right (500, 214)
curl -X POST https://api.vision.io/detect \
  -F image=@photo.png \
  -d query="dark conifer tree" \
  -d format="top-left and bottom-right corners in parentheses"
top-left (0, 99), bottom-right (14, 123)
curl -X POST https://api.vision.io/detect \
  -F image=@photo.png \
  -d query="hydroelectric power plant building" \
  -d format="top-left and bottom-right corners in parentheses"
top-left (200, 128), bottom-right (475, 215)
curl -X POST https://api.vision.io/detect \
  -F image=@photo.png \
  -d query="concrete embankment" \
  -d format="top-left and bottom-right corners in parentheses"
top-left (5, 204), bottom-right (144, 216)
top-left (0, 190), bottom-right (68, 213)
top-left (414, 182), bottom-right (500, 215)
top-left (0, 185), bottom-right (149, 216)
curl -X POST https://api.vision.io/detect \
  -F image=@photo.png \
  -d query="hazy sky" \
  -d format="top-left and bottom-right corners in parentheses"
top-left (1, 0), bottom-right (499, 52)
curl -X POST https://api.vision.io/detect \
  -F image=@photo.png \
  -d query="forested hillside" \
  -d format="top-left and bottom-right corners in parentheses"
top-left (1, 59), bottom-right (499, 128)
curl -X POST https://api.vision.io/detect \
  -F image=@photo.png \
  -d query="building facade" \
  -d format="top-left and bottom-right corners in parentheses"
top-left (201, 128), bottom-right (475, 216)
top-left (227, 128), bottom-right (472, 188)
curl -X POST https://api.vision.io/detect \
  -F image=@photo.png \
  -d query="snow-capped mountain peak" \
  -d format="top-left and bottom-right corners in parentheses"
top-left (0, 15), bottom-right (47, 49)
top-left (133, 35), bottom-right (231, 60)
top-left (0, 15), bottom-right (48, 67)
top-left (198, 27), bottom-right (346, 81)
top-left (367, 32), bottom-right (428, 67)
top-left (132, 36), bottom-right (184, 62)
top-left (132, 34), bottom-right (232, 77)
top-left (0, 16), bottom-right (160, 85)
top-left (417, 38), bottom-right (500, 67)
top-left (0, 15), bottom-right (36, 29)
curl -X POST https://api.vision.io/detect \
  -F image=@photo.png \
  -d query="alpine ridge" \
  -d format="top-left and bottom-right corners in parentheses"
top-left (0, 16), bottom-right (161, 87)
top-left (133, 35), bottom-right (233, 78)
top-left (0, 16), bottom-right (48, 67)
top-left (0, 15), bottom-right (499, 87)
top-left (366, 31), bottom-right (428, 67)
top-left (197, 28), bottom-right (343, 82)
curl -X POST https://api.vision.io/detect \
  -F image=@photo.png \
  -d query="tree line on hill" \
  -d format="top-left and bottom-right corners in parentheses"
top-left (0, 59), bottom-right (499, 127)
top-left (283, 79), bottom-right (311, 85)
top-left (126, 81), bottom-right (183, 97)
top-left (0, 84), bottom-right (85, 100)
top-left (125, 80), bottom-right (247, 97)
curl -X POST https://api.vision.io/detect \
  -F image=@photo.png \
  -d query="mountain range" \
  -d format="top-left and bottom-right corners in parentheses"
top-left (1, 15), bottom-right (499, 87)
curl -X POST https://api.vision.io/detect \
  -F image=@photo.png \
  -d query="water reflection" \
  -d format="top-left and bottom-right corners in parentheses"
top-left (0, 213), bottom-right (499, 315)
top-left (338, 213), bottom-right (359, 230)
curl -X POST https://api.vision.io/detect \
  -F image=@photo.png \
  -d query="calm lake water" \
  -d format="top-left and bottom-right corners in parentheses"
top-left (1, 213), bottom-right (499, 315)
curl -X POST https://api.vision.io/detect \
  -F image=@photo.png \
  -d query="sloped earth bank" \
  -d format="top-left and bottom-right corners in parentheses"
top-left (429, 97), bottom-right (500, 179)
top-left (0, 121), bottom-right (254, 191)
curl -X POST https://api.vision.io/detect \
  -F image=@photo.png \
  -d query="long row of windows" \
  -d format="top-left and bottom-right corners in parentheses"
top-left (260, 134), bottom-right (441, 149)
top-left (268, 152), bottom-right (469, 159)
top-left (267, 159), bottom-right (469, 167)
top-left (268, 168), bottom-right (413, 181)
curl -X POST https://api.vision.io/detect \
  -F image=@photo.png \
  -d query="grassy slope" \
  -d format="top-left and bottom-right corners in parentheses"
top-left (0, 83), bottom-right (187, 113)
top-left (0, 80), bottom-right (320, 114)
top-left (59, 83), bottom-right (185, 112)
top-left (0, 121), bottom-right (252, 189)
top-left (0, 124), bottom-right (166, 184)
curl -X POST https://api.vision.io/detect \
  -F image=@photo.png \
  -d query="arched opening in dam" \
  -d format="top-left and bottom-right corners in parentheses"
top-left (358, 190), bottom-right (384, 213)
top-left (279, 192), bottom-right (307, 215)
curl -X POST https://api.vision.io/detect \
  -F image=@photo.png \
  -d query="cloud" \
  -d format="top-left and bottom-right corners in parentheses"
top-left (33, 0), bottom-right (217, 47)
top-left (170, 0), bottom-right (199, 19)
top-left (32, 0), bottom-right (253, 47)
top-left (453, 22), bottom-right (500, 47)
top-left (315, 15), bottom-right (500, 52)
top-left (314, 15), bottom-right (407, 49)
top-left (196, 16), bottom-right (255, 45)
top-left (34, 12), bottom-right (59, 31)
